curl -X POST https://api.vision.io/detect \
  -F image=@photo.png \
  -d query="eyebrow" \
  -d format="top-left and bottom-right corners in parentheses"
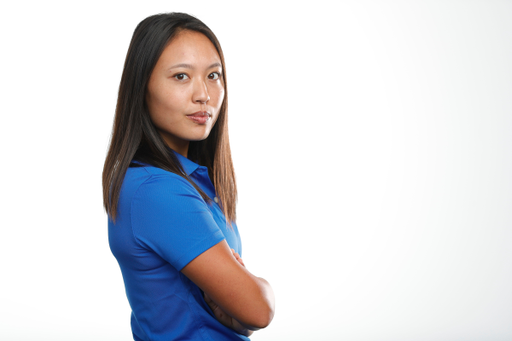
top-left (168, 62), bottom-right (222, 71)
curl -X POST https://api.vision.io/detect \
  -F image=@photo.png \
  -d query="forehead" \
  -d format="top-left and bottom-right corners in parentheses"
top-left (158, 30), bottom-right (221, 67)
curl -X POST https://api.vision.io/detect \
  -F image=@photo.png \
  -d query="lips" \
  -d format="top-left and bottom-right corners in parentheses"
top-left (186, 111), bottom-right (211, 124)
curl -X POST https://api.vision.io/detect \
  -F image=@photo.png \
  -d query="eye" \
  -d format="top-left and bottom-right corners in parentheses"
top-left (174, 73), bottom-right (189, 81)
top-left (208, 72), bottom-right (220, 80)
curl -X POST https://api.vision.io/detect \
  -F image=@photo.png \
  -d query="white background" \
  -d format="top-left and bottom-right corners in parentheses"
top-left (1, 1), bottom-right (511, 340)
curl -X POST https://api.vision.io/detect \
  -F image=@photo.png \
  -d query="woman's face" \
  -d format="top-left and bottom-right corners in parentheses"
top-left (146, 30), bottom-right (225, 156)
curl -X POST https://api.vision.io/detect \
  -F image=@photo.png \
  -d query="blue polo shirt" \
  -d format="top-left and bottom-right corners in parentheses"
top-left (108, 152), bottom-right (248, 341)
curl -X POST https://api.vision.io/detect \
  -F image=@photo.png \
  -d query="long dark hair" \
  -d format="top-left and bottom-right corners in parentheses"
top-left (103, 13), bottom-right (237, 224)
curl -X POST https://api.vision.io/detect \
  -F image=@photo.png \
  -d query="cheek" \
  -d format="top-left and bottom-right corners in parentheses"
top-left (150, 89), bottom-right (183, 118)
top-left (212, 86), bottom-right (225, 108)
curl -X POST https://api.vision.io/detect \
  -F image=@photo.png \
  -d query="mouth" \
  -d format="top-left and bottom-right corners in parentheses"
top-left (186, 111), bottom-right (211, 125)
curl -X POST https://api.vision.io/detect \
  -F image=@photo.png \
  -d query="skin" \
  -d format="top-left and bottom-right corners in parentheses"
top-left (146, 30), bottom-right (225, 157)
top-left (146, 30), bottom-right (275, 333)
top-left (204, 249), bottom-right (253, 336)
top-left (182, 240), bottom-right (274, 332)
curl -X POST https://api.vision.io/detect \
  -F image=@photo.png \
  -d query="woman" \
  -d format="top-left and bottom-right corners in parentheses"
top-left (102, 13), bottom-right (275, 341)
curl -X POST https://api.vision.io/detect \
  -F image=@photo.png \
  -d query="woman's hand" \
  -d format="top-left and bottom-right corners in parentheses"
top-left (204, 249), bottom-right (253, 336)
top-left (231, 249), bottom-right (245, 267)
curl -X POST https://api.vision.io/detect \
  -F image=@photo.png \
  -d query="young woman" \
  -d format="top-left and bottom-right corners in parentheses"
top-left (102, 13), bottom-right (275, 341)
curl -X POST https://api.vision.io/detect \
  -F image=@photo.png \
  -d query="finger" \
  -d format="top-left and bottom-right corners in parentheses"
top-left (230, 248), bottom-right (245, 267)
top-left (235, 255), bottom-right (245, 267)
top-left (204, 294), bottom-right (219, 312)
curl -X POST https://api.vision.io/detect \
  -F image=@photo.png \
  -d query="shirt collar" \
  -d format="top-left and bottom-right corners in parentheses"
top-left (172, 150), bottom-right (200, 176)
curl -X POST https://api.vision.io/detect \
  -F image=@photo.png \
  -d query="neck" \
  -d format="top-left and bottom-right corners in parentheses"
top-left (161, 135), bottom-right (189, 158)
top-left (173, 144), bottom-right (188, 158)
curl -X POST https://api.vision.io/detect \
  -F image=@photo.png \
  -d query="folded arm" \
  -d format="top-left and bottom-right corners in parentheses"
top-left (181, 240), bottom-right (275, 331)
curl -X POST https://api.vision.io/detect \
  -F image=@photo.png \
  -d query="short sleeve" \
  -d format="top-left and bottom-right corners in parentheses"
top-left (131, 174), bottom-right (225, 271)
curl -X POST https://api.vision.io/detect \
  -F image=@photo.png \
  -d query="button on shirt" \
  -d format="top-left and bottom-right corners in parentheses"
top-left (108, 152), bottom-right (246, 341)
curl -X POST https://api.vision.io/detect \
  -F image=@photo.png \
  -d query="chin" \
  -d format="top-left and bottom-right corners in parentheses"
top-left (187, 133), bottom-right (210, 142)
top-left (191, 127), bottom-right (213, 141)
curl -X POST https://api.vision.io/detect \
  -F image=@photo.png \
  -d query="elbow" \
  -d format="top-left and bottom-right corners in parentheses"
top-left (231, 276), bottom-right (276, 330)
top-left (244, 297), bottom-right (275, 330)
top-left (251, 278), bottom-right (275, 329)
top-left (251, 306), bottom-right (274, 329)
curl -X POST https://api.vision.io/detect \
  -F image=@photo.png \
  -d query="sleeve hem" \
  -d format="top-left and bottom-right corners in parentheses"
top-left (175, 230), bottom-right (225, 271)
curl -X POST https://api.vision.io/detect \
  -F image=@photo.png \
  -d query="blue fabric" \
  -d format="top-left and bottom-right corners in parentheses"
top-left (108, 152), bottom-right (248, 341)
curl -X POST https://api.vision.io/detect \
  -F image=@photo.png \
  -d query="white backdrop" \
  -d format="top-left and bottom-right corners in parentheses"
top-left (1, 1), bottom-right (511, 340)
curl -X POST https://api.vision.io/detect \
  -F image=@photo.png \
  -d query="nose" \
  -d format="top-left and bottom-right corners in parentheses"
top-left (193, 79), bottom-right (210, 104)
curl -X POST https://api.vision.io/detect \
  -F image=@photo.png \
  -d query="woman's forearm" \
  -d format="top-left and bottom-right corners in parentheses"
top-left (243, 276), bottom-right (275, 330)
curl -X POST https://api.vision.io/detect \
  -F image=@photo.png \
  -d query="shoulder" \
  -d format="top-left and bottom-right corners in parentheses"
top-left (125, 165), bottom-right (224, 270)
top-left (117, 165), bottom-right (204, 222)
top-left (127, 164), bottom-right (202, 200)
top-left (124, 165), bottom-right (210, 220)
